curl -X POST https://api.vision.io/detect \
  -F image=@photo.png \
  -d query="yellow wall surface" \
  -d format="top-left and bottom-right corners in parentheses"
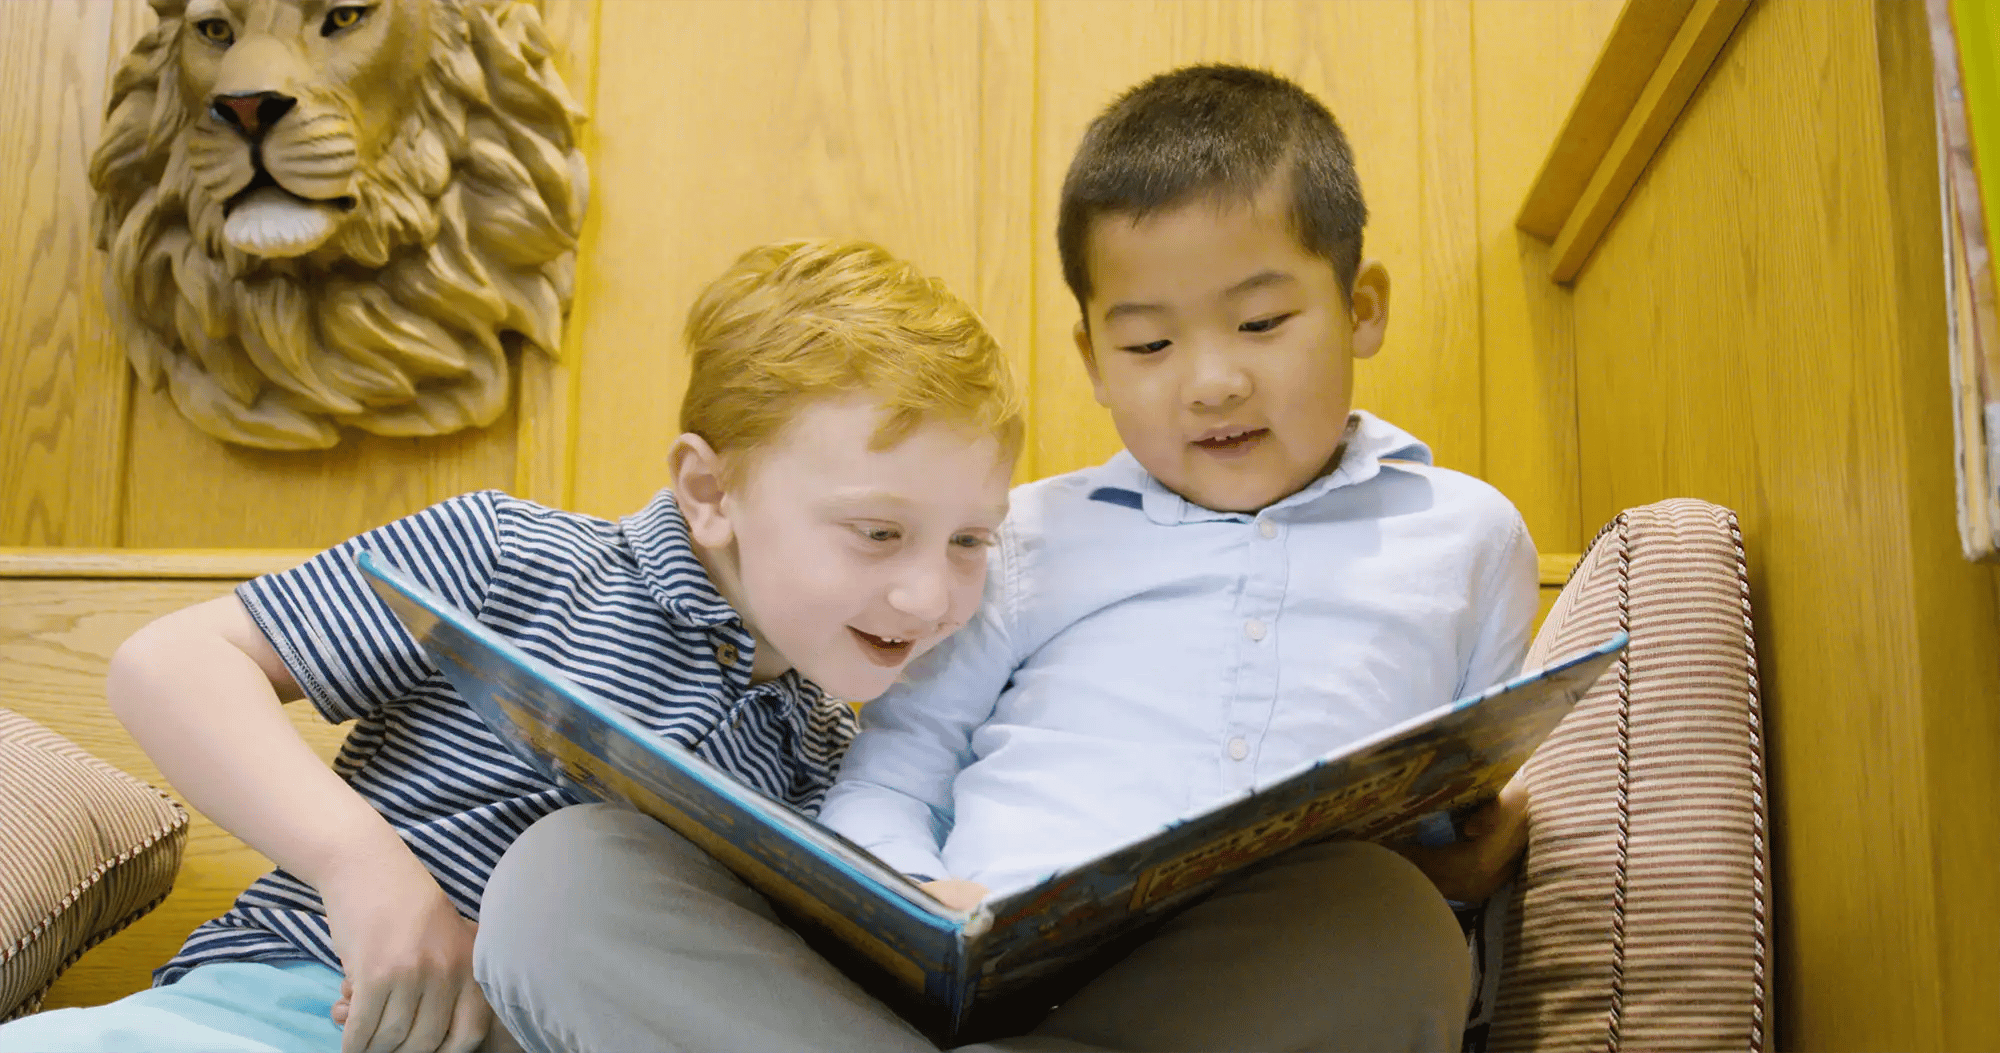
top-left (0, 0), bottom-right (1620, 552)
top-left (1565, 1), bottom-right (2000, 1047)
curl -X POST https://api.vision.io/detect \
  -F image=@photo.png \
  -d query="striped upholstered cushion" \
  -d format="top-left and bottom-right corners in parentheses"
top-left (0, 707), bottom-right (186, 1020)
top-left (1490, 499), bottom-right (1772, 1052)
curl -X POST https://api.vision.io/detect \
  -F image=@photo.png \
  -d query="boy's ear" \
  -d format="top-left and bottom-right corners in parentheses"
top-left (1348, 261), bottom-right (1390, 361)
top-left (667, 433), bottom-right (736, 549)
top-left (1073, 321), bottom-right (1110, 407)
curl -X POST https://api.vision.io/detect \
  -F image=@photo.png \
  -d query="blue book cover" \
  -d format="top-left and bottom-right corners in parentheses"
top-left (358, 550), bottom-right (1626, 1043)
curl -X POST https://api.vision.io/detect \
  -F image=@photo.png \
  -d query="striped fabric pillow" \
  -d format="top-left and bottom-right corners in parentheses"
top-left (0, 707), bottom-right (187, 1020)
top-left (1490, 499), bottom-right (1772, 1052)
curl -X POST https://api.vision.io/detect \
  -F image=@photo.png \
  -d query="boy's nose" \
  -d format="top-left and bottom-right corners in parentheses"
top-left (1184, 354), bottom-right (1252, 409)
top-left (887, 560), bottom-right (952, 623)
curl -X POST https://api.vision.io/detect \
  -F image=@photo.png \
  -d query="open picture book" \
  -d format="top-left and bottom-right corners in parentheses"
top-left (358, 550), bottom-right (1627, 1044)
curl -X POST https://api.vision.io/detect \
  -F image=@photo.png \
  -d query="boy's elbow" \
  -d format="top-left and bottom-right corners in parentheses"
top-left (106, 612), bottom-right (190, 721)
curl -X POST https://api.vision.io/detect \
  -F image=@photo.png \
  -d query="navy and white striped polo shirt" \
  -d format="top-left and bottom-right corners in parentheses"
top-left (158, 488), bottom-right (857, 984)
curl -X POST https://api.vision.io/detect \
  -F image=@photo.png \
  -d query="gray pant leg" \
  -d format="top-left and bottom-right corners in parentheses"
top-left (473, 802), bottom-right (938, 1053)
top-left (477, 806), bottom-right (1462, 1053)
top-left (1017, 840), bottom-right (1469, 1053)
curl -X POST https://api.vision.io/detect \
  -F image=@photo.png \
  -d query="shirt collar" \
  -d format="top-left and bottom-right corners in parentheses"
top-left (1106, 411), bottom-right (1433, 526)
top-left (619, 489), bottom-right (743, 629)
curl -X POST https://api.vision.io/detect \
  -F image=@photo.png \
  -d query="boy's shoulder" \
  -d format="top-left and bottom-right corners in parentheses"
top-left (443, 488), bottom-right (630, 546)
top-left (387, 488), bottom-right (669, 586)
top-left (1373, 455), bottom-right (1525, 524)
top-left (1002, 451), bottom-right (1160, 539)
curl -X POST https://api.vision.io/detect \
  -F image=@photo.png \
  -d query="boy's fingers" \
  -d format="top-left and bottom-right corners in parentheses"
top-left (340, 980), bottom-right (389, 1053)
top-left (438, 980), bottom-right (492, 1053)
top-left (387, 980), bottom-right (451, 1053)
top-left (331, 976), bottom-right (354, 1024)
top-left (362, 980), bottom-right (420, 1053)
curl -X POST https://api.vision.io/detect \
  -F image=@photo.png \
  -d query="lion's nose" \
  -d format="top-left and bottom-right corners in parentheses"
top-left (210, 91), bottom-right (296, 141)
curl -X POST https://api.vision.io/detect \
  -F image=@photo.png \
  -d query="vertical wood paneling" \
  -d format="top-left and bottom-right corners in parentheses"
top-left (977, 0), bottom-right (1040, 483)
top-left (514, 0), bottom-right (598, 508)
top-left (0, 2), bottom-right (127, 546)
top-left (1570, 1), bottom-right (2000, 1046)
top-left (1472, 0), bottom-right (1625, 553)
top-left (1874, 3), bottom-right (2000, 1047)
top-left (1030, 1), bottom-right (1470, 480)
top-left (1415, 0), bottom-right (1482, 475)
top-left (122, 399), bottom-right (518, 548)
top-left (570, 0), bottom-right (994, 519)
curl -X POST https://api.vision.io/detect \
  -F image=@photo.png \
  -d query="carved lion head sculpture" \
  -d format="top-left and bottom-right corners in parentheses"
top-left (89, 0), bottom-right (587, 449)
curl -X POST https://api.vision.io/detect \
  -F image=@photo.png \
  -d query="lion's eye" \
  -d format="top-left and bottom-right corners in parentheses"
top-left (194, 18), bottom-right (233, 45)
top-left (321, 5), bottom-right (369, 35)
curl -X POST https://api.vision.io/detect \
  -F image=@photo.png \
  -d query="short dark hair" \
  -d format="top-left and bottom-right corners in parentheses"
top-left (1057, 64), bottom-right (1368, 316)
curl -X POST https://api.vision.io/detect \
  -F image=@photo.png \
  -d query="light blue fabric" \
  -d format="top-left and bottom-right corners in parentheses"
top-left (817, 411), bottom-right (1540, 893)
top-left (0, 962), bottom-right (343, 1052)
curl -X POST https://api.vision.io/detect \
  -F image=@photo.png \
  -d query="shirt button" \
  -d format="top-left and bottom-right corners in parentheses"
top-left (1244, 618), bottom-right (1267, 642)
top-left (1228, 737), bottom-right (1249, 761)
top-left (715, 641), bottom-right (739, 666)
top-left (1257, 518), bottom-right (1277, 539)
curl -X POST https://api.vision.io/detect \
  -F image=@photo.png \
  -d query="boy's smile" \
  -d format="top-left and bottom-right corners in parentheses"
top-left (675, 394), bottom-right (1014, 702)
top-left (850, 627), bottom-right (915, 666)
top-left (1075, 180), bottom-right (1388, 513)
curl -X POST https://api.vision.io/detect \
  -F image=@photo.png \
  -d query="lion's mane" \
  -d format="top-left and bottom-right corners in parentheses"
top-left (89, 0), bottom-right (587, 449)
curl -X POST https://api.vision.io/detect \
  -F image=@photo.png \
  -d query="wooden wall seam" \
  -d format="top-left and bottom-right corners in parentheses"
top-left (1416, 0), bottom-right (1485, 476)
top-left (1518, 0), bottom-right (1696, 238)
top-left (1545, 0), bottom-right (1752, 281)
top-left (514, 0), bottom-right (598, 509)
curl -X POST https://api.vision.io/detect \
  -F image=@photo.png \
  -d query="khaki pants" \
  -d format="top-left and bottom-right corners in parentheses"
top-left (473, 803), bottom-right (1468, 1053)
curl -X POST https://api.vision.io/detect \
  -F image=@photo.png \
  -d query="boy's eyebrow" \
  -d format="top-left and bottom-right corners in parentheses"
top-left (1101, 271), bottom-right (1298, 324)
top-left (1225, 270), bottom-right (1298, 297)
top-left (1102, 301), bottom-right (1166, 324)
top-left (822, 490), bottom-right (1011, 524)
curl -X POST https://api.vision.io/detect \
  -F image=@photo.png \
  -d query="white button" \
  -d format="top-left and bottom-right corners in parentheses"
top-left (1228, 737), bottom-right (1249, 761)
top-left (1257, 519), bottom-right (1277, 539)
top-left (1244, 618), bottom-right (1267, 641)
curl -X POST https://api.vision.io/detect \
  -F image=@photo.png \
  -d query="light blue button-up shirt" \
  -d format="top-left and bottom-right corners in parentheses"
top-left (817, 412), bottom-right (1540, 893)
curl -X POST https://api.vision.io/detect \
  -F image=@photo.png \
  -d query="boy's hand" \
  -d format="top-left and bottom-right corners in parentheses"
top-left (320, 847), bottom-right (495, 1053)
top-left (920, 879), bottom-right (990, 911)
top-left (1398, 776), bottom-right (1531, 904)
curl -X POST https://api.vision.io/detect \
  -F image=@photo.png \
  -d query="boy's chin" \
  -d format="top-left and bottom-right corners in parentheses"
top-left (1169, 479), bottom-right (1289, 515)
top-left (803, 663), bottom-right (902, 705)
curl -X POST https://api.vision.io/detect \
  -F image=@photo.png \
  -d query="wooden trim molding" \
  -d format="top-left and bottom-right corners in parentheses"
top-left (1517, 0), bottom-right (1753, 282)
top-left (0, 545), bottom-right (1583, 594)
top-left (0, 548), bottom-right (315, 580)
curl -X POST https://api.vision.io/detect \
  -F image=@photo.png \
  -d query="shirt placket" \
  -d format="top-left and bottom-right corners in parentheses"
top-left (1221, 511), bottom-right (1288, 794)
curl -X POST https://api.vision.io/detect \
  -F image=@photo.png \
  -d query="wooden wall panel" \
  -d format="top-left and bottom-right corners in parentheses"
top-left (0, 2), bottom-right (128, 547)
top-left (1569, 1), bottom-right (2000, 1046)
top-left (120, 400), bottom-right (518, 548)
top-left (513, 0), bottom-right (598, 508)
top-left (569, 0), bottom-right (1025, 518)
top-left (1471, 0), bottom-right (1624, 553)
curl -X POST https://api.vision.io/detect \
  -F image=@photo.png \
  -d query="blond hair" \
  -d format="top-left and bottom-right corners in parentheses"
top-left (679, 239), bottom-right (1024, 480)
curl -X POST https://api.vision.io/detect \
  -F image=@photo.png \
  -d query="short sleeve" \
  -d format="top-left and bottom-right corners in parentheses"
top-left (237, 491), bottom-right (506, 725)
